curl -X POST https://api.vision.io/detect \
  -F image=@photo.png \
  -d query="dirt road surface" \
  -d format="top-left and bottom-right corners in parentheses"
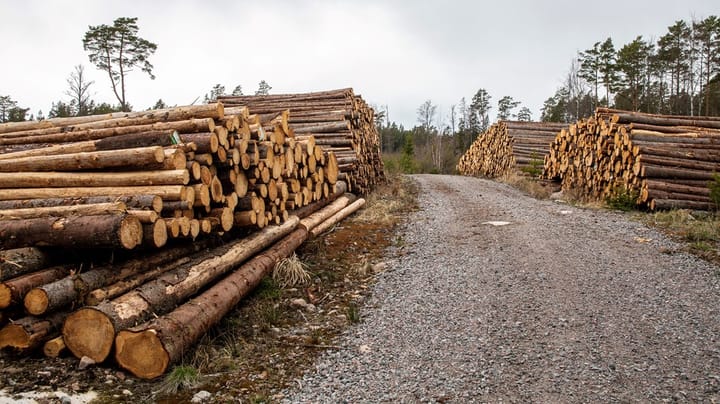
top-left (284, 174), bottom-right (720, 402)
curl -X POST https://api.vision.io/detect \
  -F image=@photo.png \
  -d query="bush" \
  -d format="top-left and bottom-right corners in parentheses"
top-left (605, 185), bottom-right (639, 211)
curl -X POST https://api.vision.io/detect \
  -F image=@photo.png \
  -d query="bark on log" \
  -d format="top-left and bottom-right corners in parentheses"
top-left (1, 247), bottom-right (53, 281)
top-left (310, 198), bottom-right (366, 237)
top-left (0, 170), bottom-right (190, 188)
top-left (0, 146), bottom-right (165, 172)
top-left (62, 217), bottom-right (300, 363)
top-left (0, 266), bottom-right (72, 309)
top-left (0, 213), bottom-right (142, 250)
top-left (0, 311), bottom-right (67, 352)
top-left (114, 227), bottom-right (309, 379)
top-left (0, 195), bottom-right (163, 212)
top-left (24, 241), bottom-right (211, 316)
top-left (0, 185), bottom-right (189, 202)
top-left (0, 202), bottom-right (126, 220)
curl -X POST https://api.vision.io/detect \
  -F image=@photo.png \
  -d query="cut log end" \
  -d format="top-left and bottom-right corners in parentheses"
top-left (62, 308), bottom-right (115, 363)
top-left (0, 284), bottom-right (11, 308)
top-left (43, 335), bottom-right (66, 358)
top-left (23, 288), bottom-right (49, 316)
top-left (115, 329), bottom-right (170, 379)
top-left (120, 216), bottom-right (144, 249)
top-left (0, 323), bottom-right (30, 349)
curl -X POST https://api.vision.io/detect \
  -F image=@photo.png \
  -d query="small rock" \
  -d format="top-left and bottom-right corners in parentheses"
top-left (290, 298), bottom-right (308, 308)
top-left (78, 356), bottom-right (96, 370)
top-left (191, 390), bottom-right (213, 403)
top-left (372, 262), bottom-right (388, 273)
top-left (37, 371), bottom-right (51, 377)
top-left (359, 344), bottom-right (371, 354)
top-left (305, 304), bottom-right (317, 312)
top-left (122, 389), bottom-right (133, 396)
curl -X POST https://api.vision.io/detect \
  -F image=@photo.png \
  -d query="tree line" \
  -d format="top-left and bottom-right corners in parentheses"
top-left (542, 15), bottom-right (720, 122)
top-left (0, 17), bottom-right (273, 123)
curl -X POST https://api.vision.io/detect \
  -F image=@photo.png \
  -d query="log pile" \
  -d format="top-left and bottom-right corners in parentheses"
top-left (543, 108), bottom-right (720, 210)
top-left (218, 88), bottom-right (385, 194)
top-left (0, 101), bottom-right (369, 378)
top-left (457, 121), bottom-right (565, 178)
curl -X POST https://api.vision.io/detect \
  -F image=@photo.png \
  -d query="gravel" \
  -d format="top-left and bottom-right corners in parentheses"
top-left (282, 174), bottom-right (720, 403)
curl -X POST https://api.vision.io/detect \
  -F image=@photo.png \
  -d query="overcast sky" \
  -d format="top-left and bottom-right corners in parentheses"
top-left (0, 0), bottom-right (717, 127)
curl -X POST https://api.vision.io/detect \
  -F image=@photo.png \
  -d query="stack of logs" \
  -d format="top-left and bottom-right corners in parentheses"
top-left (457, 121), bottom-right (566, 178)
top-left (543, 108), bottom-right (720, 210)
top-left (0, 101), bottom-right (370, 379)
top-left (218, 88), bottom-right (385, 194)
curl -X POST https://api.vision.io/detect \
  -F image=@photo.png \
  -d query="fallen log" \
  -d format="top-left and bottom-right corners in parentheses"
top-left (0, 185), bottom-right (191, 203)
top-left (309, 198), bottom-right (366, 237)
top-left (0, 202), bottom-right (126, 221)
top-left (0, 146), bottom-right (166, 172)
top-left (0, 311), bottom-right (67, 352)
top-left (0, 170), bottom-right (190, 188)
top-left (0, 195), bottom-right (163, 212)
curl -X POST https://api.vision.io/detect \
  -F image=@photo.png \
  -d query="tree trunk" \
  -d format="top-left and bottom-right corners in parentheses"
top-left (0, 170), bottom-right (189, 188)
top-left (0, 311), bottom-right (67, 352)
top-left (0, 202), bottom-right (126, 220)
top-left (0, 213), bottom-right (142, 250)
top-left (1, 247), bottom-right (53, 281)
top-left (114, 228), bottom-right (309, 379)
top-left (62, 217), bottom-right (300, 363)
top-left (24, 241), bottom-right (211, 316)
top-left (0, 146), bottom-right (165, 172)
top-left (0, 265), bottom-right (72, 309)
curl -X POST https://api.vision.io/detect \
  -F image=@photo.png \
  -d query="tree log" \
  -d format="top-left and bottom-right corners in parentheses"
top-left (0, 185), bottom-right (189, 202)
top-left (1, 247), bottom-right (53, 281)
top-left (43, 335), bottom-right (66, 358)
top-left (0, 265), bottom-right (72, 309)
top-left (0, 202), bottom-right (126, 220)
top-left (24, 241), bottom-right (211, 316)
top-left (62, 217), bottom-right (300, 363)
top-left (0, 213), bottom-right (142, 250)
top-left (310, 198), bottom-right (366, 237)
top-left (0, 311), bottom-right (67, 352)
top-left (0, 195), bottom-right (162, 212)
top-left (0, 146), bottom-right (165, 172)
top-left (0, 170), bottom-right (190, 188)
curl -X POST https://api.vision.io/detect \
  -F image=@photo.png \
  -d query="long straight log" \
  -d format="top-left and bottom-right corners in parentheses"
top-left (62, 217), bottom-right (301, 363)
top-left (114, 227), bottom-right (309, 379)
top-left (1, 247), bottom-right (53, 281)
top-left (0, 311), bottom-right (67, 352)
top-left (0, 170), bottom-right (190, 189)
top-left (310, 198), bottom-right (366, 237)
top-left (0, 194), bottom-right (163, 212)
top-left (24, 241), bottom-right (211, 316)
top-left (0, 202), bottom-right (126, 220)
top-left (0, 266), bottom-right (72, 309)
top-left (0, 185), bottom-right (189, 202)
top-left (0, 213), bottom-right (142, 250)
top-left (0, 146), bottom-right (165, 172)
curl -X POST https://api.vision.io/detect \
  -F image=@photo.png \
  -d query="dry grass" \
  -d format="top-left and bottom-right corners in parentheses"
top-left (354, 173), bottom-right (419, 225)
top-left (499, 171), bottom-right (554, 200)
top-left (641, 209), bottom-right (720, 263)
top-left (272, 253), bottom-right (311, 288)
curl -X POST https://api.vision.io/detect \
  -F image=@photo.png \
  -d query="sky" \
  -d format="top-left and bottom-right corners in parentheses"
top-left (0, 0), bottom-right (717, 128)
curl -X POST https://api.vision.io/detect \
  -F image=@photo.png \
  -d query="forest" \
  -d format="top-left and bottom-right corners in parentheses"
top-left (2, 16), bottom-right (719, 176)
top-left (380, 15), bottom-right (720, 174)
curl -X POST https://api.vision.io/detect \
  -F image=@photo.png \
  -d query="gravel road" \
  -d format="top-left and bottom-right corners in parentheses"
top-left (283, 174), bottom-right (720, 403)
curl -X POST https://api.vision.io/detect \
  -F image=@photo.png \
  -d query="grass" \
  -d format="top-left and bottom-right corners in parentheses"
top-left (156, 365), bottom-right (200, 394)
top-left (642, 209), bottom-right (720, 263)
top-left (272, 253), bottom-right (311, 288)
top-left (499, 171), bottom-right (553, 199)
top-left (346, 303), bottom-right (361, 324)
top-left (605, 185), bottom-right (640, 211)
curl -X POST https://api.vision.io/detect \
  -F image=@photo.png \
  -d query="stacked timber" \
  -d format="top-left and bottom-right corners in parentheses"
top-left (0, 102), bottom-right (368, 378)
top-left (218, 88), bottom-right (385, 194)
top-left (543, 108), bottom-right (720, 210)
top-left (457, 121), bottom-right (565, 177)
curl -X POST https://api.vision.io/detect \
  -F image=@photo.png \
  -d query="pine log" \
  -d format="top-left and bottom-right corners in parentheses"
top-left (0, 311), bottom-right (67, 352)
top-left (299, 195), bottom-right (354, 231)
top-left (62, 217), bottom-right (301, 363)
top-left (85, 257), bottom-right (192, 306)
top-left (143, 220), bottom-right (168, 248)
top-left (1, 247), bottom-right (53, 281)
top-left (0, 146), bottom-right (165, 172)
top-left (43, 336), bottom-right (66, 358)
top-left (310, 198), bottom-right (366, 237)
top-left (0, 202), bottom-right (126, 221)
top-left (0, 265), bottom-right (73, 309)
top-left (114, 227), bottom-right (309, 378)
top-left (0, 185), bottom-right (189, 202)
top-left (0, 195), bottom-right (163, 212)
top-left (0, 213), bottom-right (142, 250)
top-left (0, 170), bottom-right (190, 189)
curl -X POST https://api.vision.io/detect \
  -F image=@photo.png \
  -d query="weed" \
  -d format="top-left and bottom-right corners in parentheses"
top-left (258, 304), bottom-right (281, 326)
top-left (255, 277), bottom-right (281, 300)
top-left (249, 394), bottom-right (269, 404)
top-left (685, 221), bottom-right (720, 243)
top-left (605, 185), bottom-right (639, 211)
top-left (156, 365), bottom-right (200, 394)
top-left (273, 253), bottom-right (312, 288)
top-left (691, 241), bottom-right (714, 252)
top-left (346, 303), bottom-right (360, 324)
